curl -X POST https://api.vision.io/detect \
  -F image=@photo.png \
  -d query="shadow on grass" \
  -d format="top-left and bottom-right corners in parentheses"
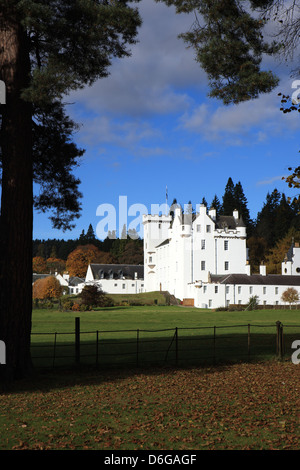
top-left (2, 324), bottom-right (297, 393)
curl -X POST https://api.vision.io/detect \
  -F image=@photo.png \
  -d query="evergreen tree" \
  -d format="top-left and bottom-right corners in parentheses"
top-left (234, 181), bottom-right (252, 229)
top-left (221, 177), bottom-right (236, 215)
top-left (273, 194), bottom-right (294, 242)
top-left (85, 224), bottom-right (96, 244)
top-left (160, 0), bottom-right (284, 105)
top-left (0, 0), bottom-right (141, 380)
top-left (210, 194), bottom-right (221, 218)
top-left (255, 189), bottom-right (281, 247)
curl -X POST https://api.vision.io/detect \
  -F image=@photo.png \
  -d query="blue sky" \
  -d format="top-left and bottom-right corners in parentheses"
top-left (33, 0), bottom-right (300, 241)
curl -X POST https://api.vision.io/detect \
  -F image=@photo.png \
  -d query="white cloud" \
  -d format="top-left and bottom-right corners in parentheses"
top-left (179, 88), bottom-right (299, 145)
top-left (69, 0), bottom-right (206, 118)
top-left (256, 175), bottom-right (287, 186)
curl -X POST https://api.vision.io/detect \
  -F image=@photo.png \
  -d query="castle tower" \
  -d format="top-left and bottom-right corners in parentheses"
top-left (142, 214), bottom-right (172, 292)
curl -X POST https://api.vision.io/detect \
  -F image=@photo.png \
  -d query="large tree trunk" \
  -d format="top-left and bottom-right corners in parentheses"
top-left (0, 9), bottom-right (34, 381)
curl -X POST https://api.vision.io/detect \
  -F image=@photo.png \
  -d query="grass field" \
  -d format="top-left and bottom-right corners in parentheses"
top-left (30, 305), bottom-right (300, 369)
top-left (1, 305), bottom-right (299, 450)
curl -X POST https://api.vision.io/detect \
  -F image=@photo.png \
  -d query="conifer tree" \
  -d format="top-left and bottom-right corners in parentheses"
top-left (0, 0), bottom-right (141, 380)
top-left (255, 189), bottom-right (281, 247)
top-left (159, 0), bottom-right (280, 105)
top-left (210, 194), bottom-right (221, 217)
top-left (234, 181), bottom-right (252, 231)
top-left (221, 177), bottom-right (236, 215)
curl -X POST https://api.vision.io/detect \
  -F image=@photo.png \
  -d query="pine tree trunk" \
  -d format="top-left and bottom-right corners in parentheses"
top-left (0, 9), bottom-right (34, 381)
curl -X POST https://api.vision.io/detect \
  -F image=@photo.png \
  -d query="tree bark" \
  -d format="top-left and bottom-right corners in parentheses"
top-left (0, 8), bottom-right (34, 381)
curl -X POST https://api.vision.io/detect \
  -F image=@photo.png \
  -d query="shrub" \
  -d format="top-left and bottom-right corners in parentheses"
top-left (72, 303), bottom-right (80, 311)
top-left (62, 300), bottom-right (73, 311)
top-left (247, 295), bottom-right (259, 310)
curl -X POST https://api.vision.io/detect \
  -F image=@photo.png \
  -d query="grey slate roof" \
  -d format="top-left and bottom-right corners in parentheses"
top-left (32, 273), bottom-right (51, 283)
top-left (214, 215), bottom-right (245, 229)
top-left (210, 273), bottom-right (300, 286)
top-left (89, 263), bottom-right (144, 280)
top-left (69, 276), bottom-right (85, 286)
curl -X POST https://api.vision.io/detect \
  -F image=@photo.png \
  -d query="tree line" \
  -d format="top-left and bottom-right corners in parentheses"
top-left (179, 177), bottom-right (300, 274)
top-left (33, 178), bottom-right (300, 276)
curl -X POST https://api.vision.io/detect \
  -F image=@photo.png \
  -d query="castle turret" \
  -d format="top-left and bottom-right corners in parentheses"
top-left (142, 214), bottom-right (172, 292)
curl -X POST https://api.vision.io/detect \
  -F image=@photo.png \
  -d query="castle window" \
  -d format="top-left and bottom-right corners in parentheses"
top-left (215, 286), bottom-right (218, 293)
top-left (197, 225), bottom-right (201, 232)
top-left (201, 261), bottom-right (205, 270)
top-left (201, 239), bottom-right (205, 250)
top-left (224, 261), bottom-right (229, 271)
top-left (206, 225), bottom-right (211, 233)
top-left (224, 240), bottom-right (228, 250)
top-left (263, 287), bottom-right (266, 294)
top-left (275, 287), bottom-right (278, 295)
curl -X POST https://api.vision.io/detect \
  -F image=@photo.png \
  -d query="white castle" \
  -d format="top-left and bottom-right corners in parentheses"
top-left (143, 203), bottom-right (300, 308)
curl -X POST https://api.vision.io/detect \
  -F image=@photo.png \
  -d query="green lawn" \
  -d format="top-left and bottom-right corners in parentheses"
top-left (30, 305), bottom-right (300, 369)
top-left (1, 306), bottom-right (299, 450)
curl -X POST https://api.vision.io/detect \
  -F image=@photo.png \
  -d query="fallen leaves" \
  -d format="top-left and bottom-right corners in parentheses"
top-left (0, 361), bottom-right (299, 450)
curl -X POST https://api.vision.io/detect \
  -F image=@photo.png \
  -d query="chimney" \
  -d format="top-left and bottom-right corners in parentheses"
top-left (245, 262), bottom-right (251, 276)
top-left (233, 209), bottom-right (239, 219)
top-left (260, 264), bottom-right (266, 276)
top-left (209, 207), bottom-right (216, 220)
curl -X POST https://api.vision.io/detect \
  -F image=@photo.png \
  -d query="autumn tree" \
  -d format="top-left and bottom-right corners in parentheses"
top-left (0, 0), bottom-right (141, 381)
top-left (66, 245), bottom-right (115, 278)
top-left (265, 227), bottom-right (300, 274)
top-left (32, 276), bottom-right (62, 301)
top-left (46, 258), bottom-right (66, 275)
top-left (281, 287), bottom-right (299, 309)
top-left (32, 256), bottom-right (47, 274)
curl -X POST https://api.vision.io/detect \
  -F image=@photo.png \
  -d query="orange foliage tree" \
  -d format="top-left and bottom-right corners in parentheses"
top-left (66, 244), bottom-right (115, 277)
top-left (32, 256), bottom-right (47, 273)
top-left (32, 276), bottom-right (63, 300)
top-left (46, 257), bottom-right (66, 274)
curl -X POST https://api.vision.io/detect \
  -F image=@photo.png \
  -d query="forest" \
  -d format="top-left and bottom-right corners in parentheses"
top-left (32, 177), bottom-right (300, 278)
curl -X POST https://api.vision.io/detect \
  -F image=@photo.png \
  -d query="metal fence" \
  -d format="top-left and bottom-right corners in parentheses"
top-left (30, 318), bottom-right (300, 369)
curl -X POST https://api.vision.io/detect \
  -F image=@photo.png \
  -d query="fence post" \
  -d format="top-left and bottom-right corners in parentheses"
top-left (213, 326), bottom-right (216, 365)
top-left (96, 330), bottom-right (99, 365)
top-left (75, 317), bottom-right (80, 364)
top-left (175, 327), bottom-right (178, 366)
top-left (136, 329), bottom-right (139, 367)
top-left (247, 324), bottom-right (251, 360)
top-left (276, 321), bottom-right (283, 360)
top-left (53, 332), bottom-right (57, 368)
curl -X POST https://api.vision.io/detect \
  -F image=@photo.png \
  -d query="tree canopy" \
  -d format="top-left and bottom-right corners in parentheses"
top-left (0, 0), bottom-right (142, 380)
top-left (159, 0), bottom-right (300, 104)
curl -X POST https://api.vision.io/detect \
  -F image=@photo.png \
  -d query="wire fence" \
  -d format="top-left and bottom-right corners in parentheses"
top-left (30, 318), bottom-right (300, 369)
